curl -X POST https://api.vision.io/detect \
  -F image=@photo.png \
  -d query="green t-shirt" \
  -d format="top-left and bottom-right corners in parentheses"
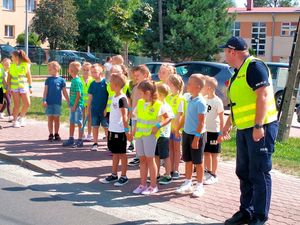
top-left (70, 76), bottom-right (84, 107)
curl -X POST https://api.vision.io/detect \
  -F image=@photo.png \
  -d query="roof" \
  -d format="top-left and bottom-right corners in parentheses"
top-left (228, 7), bottom-right (300, 14)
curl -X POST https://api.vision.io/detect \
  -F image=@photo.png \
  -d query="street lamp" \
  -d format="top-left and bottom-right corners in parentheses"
top-left (25, 0), bottom-right (29, 56)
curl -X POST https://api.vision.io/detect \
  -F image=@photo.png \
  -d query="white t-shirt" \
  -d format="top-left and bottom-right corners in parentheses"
top-left (133, 101), bottom-right (174, 137)
top-left (109, 94), bottom-right (128, 133)
top-left (204, 95), bottom-right (224, 132)
top-left (104, 62), bottom-right (112, 72)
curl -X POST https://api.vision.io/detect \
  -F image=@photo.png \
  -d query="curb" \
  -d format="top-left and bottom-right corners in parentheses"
top-left (0, 152), bottom-right (62, 178)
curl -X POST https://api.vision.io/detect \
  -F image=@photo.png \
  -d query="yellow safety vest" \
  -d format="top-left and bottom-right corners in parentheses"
top-left (228, 56), bottom-right (277, 130)
top-left (9, 62), bottom-right (29, 90)
top-left (106, 82), bottom-right (129, 112)
top-left (165, 93), bottom-right (186, 116)
top-left (80, 76), bottom-right (93, 106)
top-left (135, 99), bottom-right (163, 139)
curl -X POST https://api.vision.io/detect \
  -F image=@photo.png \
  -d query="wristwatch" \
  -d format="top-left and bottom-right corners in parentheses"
top-left (254, 124), bottom-right (263, 129)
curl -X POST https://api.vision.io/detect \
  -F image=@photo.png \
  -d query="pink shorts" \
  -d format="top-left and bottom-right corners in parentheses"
top-left (11, 88), bottom-right (28, 94)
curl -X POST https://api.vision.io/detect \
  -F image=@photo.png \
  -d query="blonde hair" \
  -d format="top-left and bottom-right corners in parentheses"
top-left (1, 58), bottom-right (11, 64)
top-left (112, 55), bottom-right (124, 65)
top-left (190, 73), bottom-right (205, 90)
top-left (168, 74), bottom-right (184, 94)
top-left (82, 62), bottom-right (92, 68)
top-left (48, 61), bottom-right (61, 71)
top-left (205, 76), bottom-right (218, 90)
top-left (91, 63), bottom-right (103, 72)
top-left (69, 61), bottom-right (81, 74)
top-left (160, 64), bottom-right (176, 75)
top-left (131, 65), bottom-right (151, 79)
top-left (138, 80), bottom-right (158, 104)
top-left (156, 83), bottom-right (170, 98)
top-left (110, 73), bottom-right (127, 89)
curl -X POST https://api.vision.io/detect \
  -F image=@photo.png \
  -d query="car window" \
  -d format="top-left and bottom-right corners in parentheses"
top-left (146, 64), bottom-right (154, 74)
top-left (153, 65), bottom-right (161, 75)
top-left (1, 45), bottom-right (15, 52)
top-left (176, 64), bottom-right (220, 77)
top-left (267, 65), bottom-right (278, 80)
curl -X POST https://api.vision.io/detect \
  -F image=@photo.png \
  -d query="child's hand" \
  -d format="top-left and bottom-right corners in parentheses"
top-left (29, 87), bottom-right (33, 94)
top-left (191, 137), bottom-right (199, 149)
top-left (217, 135), bottom-right (223, 143)
top-left (174, 130), bottom-right (181, 139)
top-left (151, 126), bottom-right (159, 135)
top-left (71, 106), bottom-right (76, 112)
top-left (42, 102), bottom-right (47, 107)
top-left (126, 132), bottom-right (133, 142)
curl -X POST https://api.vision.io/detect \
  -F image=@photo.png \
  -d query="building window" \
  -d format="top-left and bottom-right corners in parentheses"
top-left (27, 0), bottom-right (35, 12)
top-left (281, 22), bottom-right (297, 37)
top-left (2, 0), bottom-right (14, 10)
top-left (4, 25), bottom-right (14, 38)
top-left (232, 22), bottom-right (240, 37)
top-left (251, 22), bottom-right (266, 56)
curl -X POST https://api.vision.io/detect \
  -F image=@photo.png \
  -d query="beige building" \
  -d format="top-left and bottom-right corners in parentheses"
top-left (0, 0), bottom-right (37, 46)
top-left (229, 0), bottom-right (300, 62)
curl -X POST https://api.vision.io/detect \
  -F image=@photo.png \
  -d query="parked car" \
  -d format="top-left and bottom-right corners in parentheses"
top-left (145, 62), bottom-right (175, 80)
top-left (48, 50), bottom-right (85, 65)
top-left (175, 61), bottom-right (234, 107)
top-left (265, 62), bottom-right (300, 110)
top-left (0, 44), bottom-right (15, 59)
top-left (15, 45), bottom-right (46, 64)
top-left (75, 51), bottom-right (101, 63)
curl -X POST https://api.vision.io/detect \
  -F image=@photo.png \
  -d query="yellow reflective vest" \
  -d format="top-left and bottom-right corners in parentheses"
top-left (227, 56), bottom-right (277, 130)
top-left (9, 62), bottom-right (29, 90)
top-left (80, 76), bottom-right (93, 107)
top-left (106, 82), bottom-right (129, 112)
top-left (135, 99), bottom-right (163, 139)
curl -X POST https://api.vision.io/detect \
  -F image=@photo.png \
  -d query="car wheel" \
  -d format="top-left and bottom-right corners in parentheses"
top-left (275, 91), bottom-right (283, 110)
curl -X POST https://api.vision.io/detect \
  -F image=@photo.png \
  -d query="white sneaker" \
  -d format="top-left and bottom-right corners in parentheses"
top-left (192, 183), bottom-right (205, 197)
top-left (82, 133), bottom-right (86, 140)
top-left (13, 121), bottom-right (21, 128)
top-left (204, 175), bottom-right (218, 185)
top-left (141, 186), bottom-right (158, 195)
top-left (204, 171), bottom-right (212, 180)
top-left (175, 180), bottom-right (193, 194)
top-left (86, 134), bottom-right (93, 142)
top-left (0, 113), bottom-right (5, 119)
top-left (90, 144), bottom-right (98, 151)
top-left (19, 117), bottom-right (26, 127)
top-left (133, 185), bottom-right (148, 194)
top-left (8, 116), bottom-right (14, 121)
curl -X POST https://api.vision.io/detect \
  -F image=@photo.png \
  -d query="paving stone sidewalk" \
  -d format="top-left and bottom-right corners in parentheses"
top-left (0, 118), bottom-right (300, 224)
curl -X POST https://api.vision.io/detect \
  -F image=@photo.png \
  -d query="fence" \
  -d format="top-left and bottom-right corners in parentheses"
top-left (28, 48), bottom-right (152, 79)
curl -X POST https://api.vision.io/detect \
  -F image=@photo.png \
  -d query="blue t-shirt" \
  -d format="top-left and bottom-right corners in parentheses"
top-left (88, 79), bottom-right (108, 114)
top-left (45, 76), bottom-right (66, 105)
top-left (184, 95), bottom-right (207, 135)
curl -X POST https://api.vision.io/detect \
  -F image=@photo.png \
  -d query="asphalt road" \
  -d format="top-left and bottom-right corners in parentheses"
top-left (0, 164), bottom-right (131, 225)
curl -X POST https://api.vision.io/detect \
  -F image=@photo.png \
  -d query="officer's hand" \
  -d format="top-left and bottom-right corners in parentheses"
top-left (253, 127), bottom-right (265, 142)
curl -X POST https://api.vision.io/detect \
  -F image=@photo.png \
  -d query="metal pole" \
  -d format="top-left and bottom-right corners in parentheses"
top-left (158, 0), bottom-right (163, 60)
top-left (25, 0), bottom-right (29, 56)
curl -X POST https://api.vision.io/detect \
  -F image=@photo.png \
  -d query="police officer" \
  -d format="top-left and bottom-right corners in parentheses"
top-left (221, 37), bottom-right (279, 225)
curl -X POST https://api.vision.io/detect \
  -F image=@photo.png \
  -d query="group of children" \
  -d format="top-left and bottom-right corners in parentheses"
top-left (1, 51), bottom-right (225, 197)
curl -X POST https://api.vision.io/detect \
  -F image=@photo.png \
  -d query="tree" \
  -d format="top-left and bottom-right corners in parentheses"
top-left (254, 0), bottom-right (298, 7)
top-left (74, 0), bottom-right (122, 53)
top-left (141, 0), bottom-right (234, 61)
top-left (16, 32), bottom-right (41, 46)
top-left (31, 0), bottom-right (79, 49)
top-left (109, 0), bottom-right (153, 64)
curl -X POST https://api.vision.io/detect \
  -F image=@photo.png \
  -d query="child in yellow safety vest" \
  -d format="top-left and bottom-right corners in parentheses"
top-left (80, 62), bottom-right (93, 141)
top-left (132, 80), bottom-right (171, 195)
top-left (166, 74), bottom-right (186, 180)
top-left (7, 50), bottom-right (32, 128)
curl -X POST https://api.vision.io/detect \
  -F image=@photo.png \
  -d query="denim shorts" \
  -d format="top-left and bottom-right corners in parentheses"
top-left (45, 104), bottom-right (62, 116)
top-left (70, 106), bottom-right (83, 125)
top-left (91, 112), bottom-right (108, 128)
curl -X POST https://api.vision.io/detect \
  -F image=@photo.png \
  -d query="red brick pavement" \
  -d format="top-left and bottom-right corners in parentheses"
top-left (0, 118), bottom-right (300, 224)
